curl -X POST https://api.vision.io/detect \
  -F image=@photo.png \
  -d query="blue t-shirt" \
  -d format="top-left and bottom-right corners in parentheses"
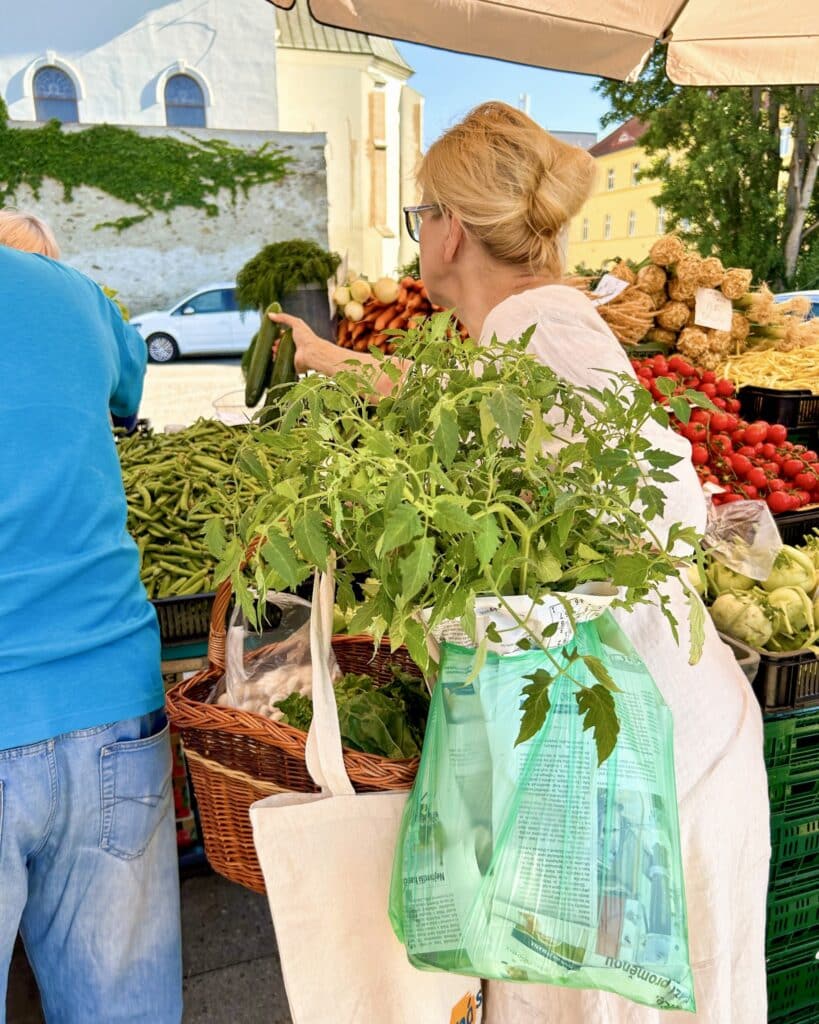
top-left (0, 247), bottom-right (163, 749)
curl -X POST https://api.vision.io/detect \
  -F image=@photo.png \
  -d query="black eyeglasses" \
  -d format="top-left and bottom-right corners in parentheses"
top-left (403, 204), bottom-right (438, 243)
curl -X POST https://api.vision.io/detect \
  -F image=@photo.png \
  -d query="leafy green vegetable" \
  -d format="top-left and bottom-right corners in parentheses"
top-left (273, 666), bottom-right (430, 760)
top-left (217, 315), bottom-right (704, 763)
top-left (236, 239), bottom-right (341, 311)
top-left (275, 692), bottom-right (314, 731)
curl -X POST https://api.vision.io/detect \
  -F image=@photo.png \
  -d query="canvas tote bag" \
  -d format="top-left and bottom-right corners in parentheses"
top-left (250, 566), bottom-right (483, 1024)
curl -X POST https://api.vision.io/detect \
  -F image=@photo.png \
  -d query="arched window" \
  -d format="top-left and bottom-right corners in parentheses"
top-left (164, 74), bottom-right (206, 127)
top-left (33, 66), bottom-right (78, 123)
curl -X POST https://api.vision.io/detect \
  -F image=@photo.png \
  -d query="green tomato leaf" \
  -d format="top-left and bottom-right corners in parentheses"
top-left (474, 514), bottom-right (501, 568)
top-left (376, 503), bottom-right (423, 555)
top-left (582, 654), bottom-right (621, 692)
top-left (261, 534), bottom-right (302, 590)
top-left (488, 391), bottom-right (524, 444)
top-left (399, 536), bottom-right (436, 601)
top-left (668, 397), bottom-right (692, 424)
top-left (516, 668), bottom-right (553, 746)
top-left (611, 552), bottom-right (653, 588)
top-left (433, 496), bottom-right (477, 534)
top-left (576, 684), bottom-right (620, 764)
top-left (293, 510), bottom-right (329, 569)
top-left (433, 406), bottom-right (460, 467)
top-left (203, 517), bottom-right (226, 559)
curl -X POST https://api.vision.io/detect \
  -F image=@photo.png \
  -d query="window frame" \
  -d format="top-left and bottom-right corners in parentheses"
top-left (603, 214), bottom-right (612, 240)
top-left (33, 65), bottom-right (79, 124)
top-left (164, 73), bottom-right (206, 128)
top-left (628, 210), bottom-right (637, 237)
top-left (606, 168), bottom-right (615, 191)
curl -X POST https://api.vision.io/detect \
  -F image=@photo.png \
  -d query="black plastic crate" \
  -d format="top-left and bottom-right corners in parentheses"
top-left (764, 708), bottom-right (819, 775)
top-left (753, 648), bottom-right (819, 714)
top-left (774, 504), bottom-right (819, 546)
top-left (151, 592), bottom-right (217, 646)
top-left (738, 384), bottom-right (819, 429)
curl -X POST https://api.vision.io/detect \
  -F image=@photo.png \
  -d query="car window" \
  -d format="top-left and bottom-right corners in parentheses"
top-left (812, 302), bottom-right (819, 320)
top-left (186, 289), bottom-right (230, 314)
top-left (222, 289), bottom-right (239, 312)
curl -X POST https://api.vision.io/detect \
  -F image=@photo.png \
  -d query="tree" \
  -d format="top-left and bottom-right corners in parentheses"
top-left (596, 47), bottom-right (819, 288)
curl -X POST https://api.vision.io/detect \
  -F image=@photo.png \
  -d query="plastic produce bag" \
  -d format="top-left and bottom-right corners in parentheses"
top-left (704, 495), bottom-right (782, 580)
top-left (389, 612), bottom-right (695, 1014)
top-left (213, 591), bottom-right (339, 716)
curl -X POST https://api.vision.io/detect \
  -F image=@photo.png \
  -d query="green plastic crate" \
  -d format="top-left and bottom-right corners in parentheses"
top-left (766, 928), bottom-right (819, 972)
top-left (764, 708), bottom-right (819, 776)
top-left (767, 883), bottom-right (819, 949)
top-left (768, 811), bottom-right (819, 891)
top-left (767, 956), bottom-right (819, 1019)
top-left (767, 763), bottom-right (819, 818)
top-left (769, 1001), bottom-right (819, 1024)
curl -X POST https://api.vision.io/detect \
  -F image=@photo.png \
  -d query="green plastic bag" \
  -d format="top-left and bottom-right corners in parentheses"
top-left (389, 612), bottom-right (695, 1013)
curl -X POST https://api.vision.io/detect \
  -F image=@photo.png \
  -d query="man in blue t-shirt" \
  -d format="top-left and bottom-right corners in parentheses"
top-left (0, 242), bottom-right (182, 1021)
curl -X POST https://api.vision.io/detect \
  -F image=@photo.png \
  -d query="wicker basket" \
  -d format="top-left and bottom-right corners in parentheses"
top-left (165, 567), bottom-right (423, 892)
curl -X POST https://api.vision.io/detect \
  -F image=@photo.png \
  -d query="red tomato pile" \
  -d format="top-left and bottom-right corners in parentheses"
top-left (632, 354), bottom-right (819, 513)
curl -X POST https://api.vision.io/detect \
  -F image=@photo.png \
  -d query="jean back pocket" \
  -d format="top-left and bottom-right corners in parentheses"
top-left (99, 722), bottom-right (172, 860)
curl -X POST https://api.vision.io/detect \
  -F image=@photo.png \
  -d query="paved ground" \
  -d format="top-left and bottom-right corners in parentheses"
top-left (7, 357), bottom-right (291, 1024)
top-left (139, 355), bottom-right (250, 431)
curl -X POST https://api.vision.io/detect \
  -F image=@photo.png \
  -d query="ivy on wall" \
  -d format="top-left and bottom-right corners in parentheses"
top-left (0, 99), bottom-right (292, 231)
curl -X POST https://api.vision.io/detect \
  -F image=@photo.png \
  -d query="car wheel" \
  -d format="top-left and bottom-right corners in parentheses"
top-left (147, 333), bottom-right (179, 363)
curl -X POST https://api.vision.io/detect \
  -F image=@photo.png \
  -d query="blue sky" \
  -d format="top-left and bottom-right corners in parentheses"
top-left (396, 42), bottom-right (613, 148)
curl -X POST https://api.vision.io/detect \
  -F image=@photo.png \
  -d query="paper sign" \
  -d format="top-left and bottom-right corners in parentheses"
top-left (590, 273), bottom-right (629, 307)
top-left (694, 287), bottom-right (733, 331)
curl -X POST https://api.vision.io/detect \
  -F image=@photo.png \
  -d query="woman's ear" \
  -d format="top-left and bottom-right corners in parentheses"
top-left (443, 214), bottom-right (465, 264)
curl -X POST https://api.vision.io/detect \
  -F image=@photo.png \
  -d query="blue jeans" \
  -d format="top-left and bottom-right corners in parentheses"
top-left (0, 711), bottom-right (182, 1023)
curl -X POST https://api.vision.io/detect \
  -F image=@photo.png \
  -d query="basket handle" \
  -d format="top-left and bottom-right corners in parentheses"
top-left (206, 536), bottom-right (261, 671)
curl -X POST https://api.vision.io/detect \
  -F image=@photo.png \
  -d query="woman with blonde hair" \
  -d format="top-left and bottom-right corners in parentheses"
top-left (271, 102), bottom-right (769, 1023)
top-left (0, 209), bottom-right (60, 258)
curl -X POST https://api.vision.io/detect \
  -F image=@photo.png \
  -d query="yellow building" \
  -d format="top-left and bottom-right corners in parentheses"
top-left (566, 118), bottom-right (666, 273)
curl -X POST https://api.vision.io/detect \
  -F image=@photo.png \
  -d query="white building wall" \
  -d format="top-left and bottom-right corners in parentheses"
top-left (0, 0), bottom-right (278, 130)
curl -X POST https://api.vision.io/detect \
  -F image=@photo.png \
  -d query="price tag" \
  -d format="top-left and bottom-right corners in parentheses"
top-left (694, 287), bottom-right (733, 331)
top-left (590, 273), bottom-right (629, 307)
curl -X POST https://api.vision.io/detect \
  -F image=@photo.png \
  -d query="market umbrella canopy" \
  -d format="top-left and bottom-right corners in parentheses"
top-left (266, 0), bottom-right (819, 85)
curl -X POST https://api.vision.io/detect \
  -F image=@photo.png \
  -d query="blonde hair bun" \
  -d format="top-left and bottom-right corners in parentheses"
top-left (418, 101), bottom-right (595, 276)
top-left (0, 209), bottom-right (61, 258)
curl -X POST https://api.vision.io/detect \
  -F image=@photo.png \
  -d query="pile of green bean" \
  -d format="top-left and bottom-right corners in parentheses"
top-left (117, 419), bottom-right (262, 599)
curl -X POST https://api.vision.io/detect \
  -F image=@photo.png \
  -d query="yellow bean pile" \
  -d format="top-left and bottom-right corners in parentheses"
top-left (718, 344), bottom-right (819, 394)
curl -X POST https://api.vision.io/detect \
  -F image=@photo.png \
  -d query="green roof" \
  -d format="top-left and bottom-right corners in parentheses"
top-left (275, 1), bottom-right (413, 74)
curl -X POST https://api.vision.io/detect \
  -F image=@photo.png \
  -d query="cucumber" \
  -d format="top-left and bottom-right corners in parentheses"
top-left (240, 330), bottom-right (259, 381)
top-left (244, 302), bottom-right (281, 406)
top-left (260, 327), bottom-right (297, 426)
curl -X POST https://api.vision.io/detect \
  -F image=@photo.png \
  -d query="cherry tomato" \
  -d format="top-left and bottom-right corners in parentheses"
top-left (744, 422), bottom-right (770, 445)
top-left (795, 472), bottom-right (819, 492)
top-left (691, 409), bottom-right (710, 425)
top-left (761, 461), bottom-right (780, 474)
top-left (716, 379), bottom-right (735, 397)
top-left (768, 491), bottom-right (795, 513)
top-left (731, 428), bottom-right (747, 444)
top-left (760, 443), bottom-right (777, 459)
top-left (729, 453), bottom-right (753, 478)
top-left (747, 468), bottom-right (769, 490)
top-left (783, 459), bottom-right (804, 478)
top-left (804, 450), bottom-right (818, 462)
top-left (720, 493), bottom-right (744, 504)
top-left (684, 422), bottom-right (708, 443)
top-left (737, 445), bottom-right (757, 458)
top-left (727, 399), bottom-right (742, 414)
top-left (738, 484), bottom-right (759, 499)
top-left (699, 382), bottom-right (718, 399)
top-left (768, 478), bottom-right (787, 492)
top-left (701, 371), bottom-right (717, 384)
top-left (766, 424), bottom-right (788, 445)
top-left (652, 356), bottom-right (669, 375)
top-left (710, 434), bottom-right (733, 455)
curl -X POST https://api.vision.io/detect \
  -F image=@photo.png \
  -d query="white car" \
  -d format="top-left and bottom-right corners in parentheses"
top-left (774, 290), bottom-right (819, 319)
top-left (130, 282), bottom-right (256, 362)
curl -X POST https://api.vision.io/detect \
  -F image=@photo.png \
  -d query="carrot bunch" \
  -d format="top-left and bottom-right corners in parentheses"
top-left (335, 277), bottom-right (468, 353)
